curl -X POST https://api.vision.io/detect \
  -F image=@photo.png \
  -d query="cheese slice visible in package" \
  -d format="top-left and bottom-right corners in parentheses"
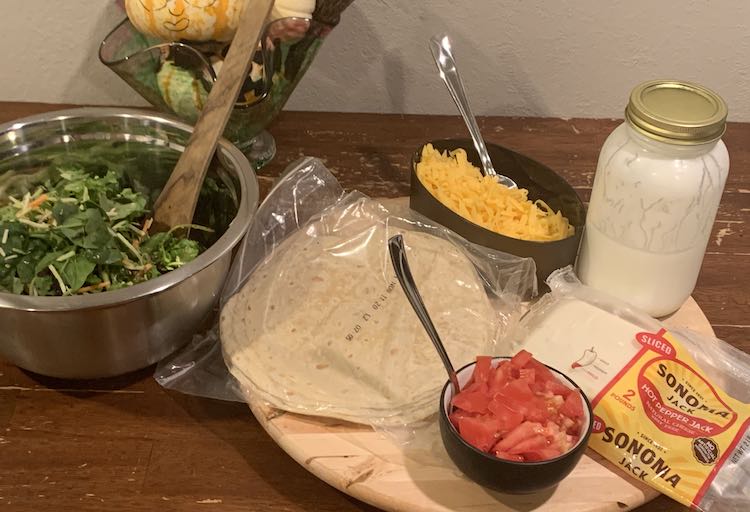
top-left (513, 268), bottom-right (750, 512)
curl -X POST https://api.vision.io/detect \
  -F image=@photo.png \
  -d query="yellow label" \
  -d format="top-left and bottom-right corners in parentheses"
top-left (589, 329), bottom-right (750, 509)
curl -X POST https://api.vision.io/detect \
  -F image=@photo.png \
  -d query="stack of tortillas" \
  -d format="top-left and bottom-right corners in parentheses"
top-left (221, 197), bottom-right (499, 426)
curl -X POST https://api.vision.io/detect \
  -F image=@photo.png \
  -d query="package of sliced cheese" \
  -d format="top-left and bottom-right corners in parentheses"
top-left (512, 267), bottom-right (750, 512)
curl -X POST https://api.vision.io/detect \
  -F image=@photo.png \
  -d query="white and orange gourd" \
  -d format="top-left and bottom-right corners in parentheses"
top-left (125, 0), bottom-right (316, 42)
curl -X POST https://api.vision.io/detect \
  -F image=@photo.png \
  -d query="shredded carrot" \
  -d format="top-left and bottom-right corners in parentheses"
top-left (76, 281), bottom-right (111, 294)
top-left (135, 263), bottom-right (153, 280)
top-left (133, 218), bottom-right (154, 250)
top-left (28, 194), bottom-right (48, 210)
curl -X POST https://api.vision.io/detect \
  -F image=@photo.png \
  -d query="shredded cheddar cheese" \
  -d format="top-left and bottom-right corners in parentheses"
top-left (416, 144), bottom-right (574, 242)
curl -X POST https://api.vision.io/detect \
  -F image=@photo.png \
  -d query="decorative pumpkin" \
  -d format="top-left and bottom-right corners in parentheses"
top-left (124, 0), bottom-right (245, 42)
top-left (156, 60), bottom-right (209, 121)
top-left (125, 0), bottom-right (316, 43)
top-left (271, 0), bottom-right (315, 21)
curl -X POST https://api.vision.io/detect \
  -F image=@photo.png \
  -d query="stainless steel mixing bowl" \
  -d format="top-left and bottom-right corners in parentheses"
top-left (0, 108), bottom-right (259, 378)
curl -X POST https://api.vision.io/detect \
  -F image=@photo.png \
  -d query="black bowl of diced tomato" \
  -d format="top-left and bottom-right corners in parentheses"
top-left (439, 350), bottom-right (593, 494)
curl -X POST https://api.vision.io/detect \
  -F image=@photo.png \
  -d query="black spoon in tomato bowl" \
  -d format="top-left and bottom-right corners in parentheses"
top-left (388, 234), bottom-right (593, 494)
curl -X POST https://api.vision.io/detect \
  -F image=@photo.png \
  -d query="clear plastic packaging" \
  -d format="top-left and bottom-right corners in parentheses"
top-left (156, 157), bottom-right (538, 429)
top-left (512, 267), bottom-right (750, 512)
top-left (154, 157), bottom-right (349, 401)
top-left (219, 157), bottom-right (537, 428)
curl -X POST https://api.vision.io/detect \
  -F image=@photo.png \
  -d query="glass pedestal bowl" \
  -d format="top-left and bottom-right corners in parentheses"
top-left (100, 17), bottom-right (332, 169)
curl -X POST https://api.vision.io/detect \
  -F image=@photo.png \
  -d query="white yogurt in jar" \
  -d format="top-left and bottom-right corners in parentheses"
top-left (576, 80), bottom-right (730, 317)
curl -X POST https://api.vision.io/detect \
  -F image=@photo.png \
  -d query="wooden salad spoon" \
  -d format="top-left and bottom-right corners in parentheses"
top-left (152, 0), bottom-right (275, 231)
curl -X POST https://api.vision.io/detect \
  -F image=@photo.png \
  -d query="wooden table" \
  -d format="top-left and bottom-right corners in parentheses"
top-left (0, 102), bottom-right (747, 512)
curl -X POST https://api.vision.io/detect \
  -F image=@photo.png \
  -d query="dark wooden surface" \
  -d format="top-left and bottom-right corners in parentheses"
top-left (0, 102), bottom-right (747, 512)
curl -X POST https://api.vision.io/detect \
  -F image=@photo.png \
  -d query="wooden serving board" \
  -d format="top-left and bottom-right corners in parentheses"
top-left (243, 298), bottom-right (713, 512)
top-left (241, 198), bottom-right (716, 512)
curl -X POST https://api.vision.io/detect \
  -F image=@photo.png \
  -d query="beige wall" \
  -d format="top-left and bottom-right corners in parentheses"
top-left (1, 1), bottom-right (748, 120)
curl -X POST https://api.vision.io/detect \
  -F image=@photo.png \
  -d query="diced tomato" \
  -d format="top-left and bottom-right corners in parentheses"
top-left (545, 394), bottom-right (565, 413)
top-left (494, 450), bottom-right (524, 462)
top-left (529, 379), bottom-right (546, 394)
top-left (449, 409), bottom-right (475, 430)
top-left (560, 390), bottom-right (585, 419)
top-left (493, 421), bottom-right (543, 453)
top-left (544, 421), bottom-right (576, 452)
top-left (508, 434), bottom-right (548, 455)
top-left (495, 379), bottom-right (535, 413)
top-left (524, 397), bottom-right (554, 423)
top-left (462, 379), bottom-right (488, 395)
top-left (566, 418), bottom-right (584, 436)
top-left (544, 378), bottom-right (573, 398)
top-left (560, 415), bottom-right (576, 434)
top-left (452, 350), bottom-right (587, 463)
top-left (511, 349), bottom-right (533, 369)
top-left (519, 368), bottom-right (535, 384)
top-left (542, 420), bottom-right (561, 436)
top-left (487, 399), bottom-right (524, 433)
top-left (523, 447), bottom-right (563, 462)
top-left (501, 379), bottom-right (535, 401)
top-left (474, 356), bottom-right (493, 384)
top-left (488, 361), bottom-right (512, 393)
top-left (523, 356), bottom-right (558, 385)
top-left (452, 390), bottom-right (491, 414)
top-left (458, 415), bottom-right (501, 452)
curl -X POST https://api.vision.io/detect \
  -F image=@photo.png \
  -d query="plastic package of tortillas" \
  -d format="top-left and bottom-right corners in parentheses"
top-left (155, 156), bottom-right (537, 432)
top-left (219, 157), bottom-right (538, 429)
top-left (512, 267), bottom-right (750, 512)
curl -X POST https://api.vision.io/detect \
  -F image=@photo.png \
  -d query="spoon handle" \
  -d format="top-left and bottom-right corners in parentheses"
top-left (388, 234), bottom-right (460, 394)
top-left (429, 34), bottom-right (497, 177)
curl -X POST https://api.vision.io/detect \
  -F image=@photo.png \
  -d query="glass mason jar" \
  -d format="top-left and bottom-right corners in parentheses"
top-left (577, 80), bottom-right (729, 317)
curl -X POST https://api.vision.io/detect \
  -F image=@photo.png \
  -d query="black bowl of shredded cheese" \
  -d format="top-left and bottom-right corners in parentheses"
top-left (410, 139), bottom-right (585, 286)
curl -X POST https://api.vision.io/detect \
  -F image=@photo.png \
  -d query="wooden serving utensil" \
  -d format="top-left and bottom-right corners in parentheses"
top-left (312, 0), bottom-right (355, 26)
top-left (152, 0), bottom-right (275, 232)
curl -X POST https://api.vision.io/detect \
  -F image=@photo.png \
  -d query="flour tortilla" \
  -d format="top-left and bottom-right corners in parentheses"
top-left (221, 198), bottom-right (499, 426)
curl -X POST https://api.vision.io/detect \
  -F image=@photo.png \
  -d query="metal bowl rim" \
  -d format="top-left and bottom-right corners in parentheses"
top-left (0, 107), bottom-right (259, 312)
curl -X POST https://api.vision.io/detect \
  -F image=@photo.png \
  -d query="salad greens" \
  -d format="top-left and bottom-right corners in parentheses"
top-left (0, 165), bottom-right (210, 296)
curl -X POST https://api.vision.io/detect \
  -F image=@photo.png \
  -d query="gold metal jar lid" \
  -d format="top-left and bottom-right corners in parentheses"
top-left (625, 79), bottom-right (728, 145)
